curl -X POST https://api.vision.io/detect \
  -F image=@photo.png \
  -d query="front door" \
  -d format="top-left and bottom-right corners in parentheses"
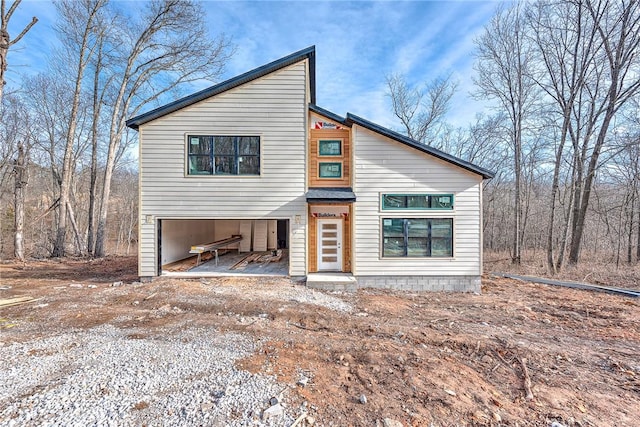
top-left (317, 219), bottom-right (343, 271)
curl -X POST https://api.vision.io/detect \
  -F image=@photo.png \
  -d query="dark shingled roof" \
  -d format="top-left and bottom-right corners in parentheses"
top-left (306, 187), bottom-right (356, 202)
top-left (126, 46), bottom-right (316, 130)
top-left (126, 46), bottom-right (494, 180)
top-left (344, 113), bottom-right (495, 179)
top-left (309, 105), bottom-right (494, 179)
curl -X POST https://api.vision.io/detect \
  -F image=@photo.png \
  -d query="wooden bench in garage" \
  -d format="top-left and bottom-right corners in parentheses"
top-left (190, 235), bottom-right (243, 266)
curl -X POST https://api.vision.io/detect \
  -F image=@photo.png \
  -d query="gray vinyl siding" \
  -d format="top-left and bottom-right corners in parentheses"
top-left (137, 61), bottom-right (308, 276)
top-left (352, 126), bottom-right (483, 277)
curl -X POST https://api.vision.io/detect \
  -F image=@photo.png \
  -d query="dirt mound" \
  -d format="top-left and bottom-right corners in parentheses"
top-left (1, 257), bottom-right (638, 426)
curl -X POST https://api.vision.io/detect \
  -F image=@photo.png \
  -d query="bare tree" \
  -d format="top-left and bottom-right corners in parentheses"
top-left (86, 9), bottom-right (114, 255)
top-left (527, 0), bottom-right (603, 272)
top-left (566, 0), bottom-right (640, 264)
top-left (93, 0), bottom-right (232, 256)
top-left (474, 1), bottom-right (540, 265)
top-left (0, 0), bottom-right (37, 103)
top-left (13, 140), bottom-right (27, 260)
top-left (386, 73), bottom-right (457, 146)
top-left (51, 0), bottom-right (107, 257)
top-left (1, 93), bottom-right (30, 259)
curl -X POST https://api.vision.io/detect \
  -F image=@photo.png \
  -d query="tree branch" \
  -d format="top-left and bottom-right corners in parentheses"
top-left (8, 16), bottom-right (37, 46)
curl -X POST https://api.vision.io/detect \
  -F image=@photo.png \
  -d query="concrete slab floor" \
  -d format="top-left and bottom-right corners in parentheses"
top-left (186, 249), bottom-right (289, 276)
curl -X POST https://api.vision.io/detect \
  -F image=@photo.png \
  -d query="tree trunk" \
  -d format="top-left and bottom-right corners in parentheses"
top-left (628, 193), bottom-right (635, 264)
top-left (0, 26), bottom-right (8, 103)
top-left (52, 174), bottom-right (70, 257)
top-left (568, 105), bottom-right (616, 265)
top-left (66, 201), bottom-right (83, 255)
top-left (512, 112), bottom-right (523, 265)
top-left (13, 142), bottom-right (27, 261)
top-left (87, 73), bottom-right (100, 255)
top-left (546, 103), bottom-right (574, 274)
top-left (94, 140), bottom-right (115, 257)
top-left (556, 177), bottom-right (575, 272)
top-left (51, 0), bottom-right (101, 257)
top-left (86, 34), bottom-right (105, 256)
top-left (87, 139), bottom-right (98, 255)
top-left (0, 1), bottom-right (38, 105)
top-left (637, 198), bottom-right (640, 263)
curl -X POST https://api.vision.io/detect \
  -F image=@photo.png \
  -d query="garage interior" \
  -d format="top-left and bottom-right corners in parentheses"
top-left (159, 219), bottom-right (289, 276)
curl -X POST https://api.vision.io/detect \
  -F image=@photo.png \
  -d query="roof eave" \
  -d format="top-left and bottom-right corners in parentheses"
top-left (307, 197), bottom-right (357, 203)
top-left (126, 46), bottom-right (317, 130)
top-left (345, 113), bottom-right (495, 179)
top-left (308, 104), bottom-right (350, 127)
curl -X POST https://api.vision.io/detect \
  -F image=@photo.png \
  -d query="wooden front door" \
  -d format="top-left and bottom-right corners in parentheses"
top-left (317, 219), bottom-right (342, 271)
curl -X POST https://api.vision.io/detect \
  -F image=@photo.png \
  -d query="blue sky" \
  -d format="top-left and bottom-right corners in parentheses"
top-left (6, 0), bottom-right (498, 130)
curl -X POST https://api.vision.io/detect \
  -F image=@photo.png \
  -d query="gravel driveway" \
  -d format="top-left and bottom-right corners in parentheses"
top-left (1, 324), bottom-right (295, 426)
top-left (0, 274), bottom-right (354, 427)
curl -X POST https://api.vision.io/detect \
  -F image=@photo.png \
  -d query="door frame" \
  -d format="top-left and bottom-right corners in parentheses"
top-left (317, 218), bottom-right (343, 271)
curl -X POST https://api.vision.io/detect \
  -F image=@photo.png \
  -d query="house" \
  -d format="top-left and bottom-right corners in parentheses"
top-left (126, 46), bottom-right (494, 292)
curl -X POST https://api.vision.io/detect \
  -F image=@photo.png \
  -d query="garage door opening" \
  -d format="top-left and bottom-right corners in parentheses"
top-left (158, 219), bottom-right (289, 276)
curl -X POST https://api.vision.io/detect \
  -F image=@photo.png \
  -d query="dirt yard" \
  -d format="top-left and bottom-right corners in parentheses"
top-left (1, 256), bottom-right (639, 426)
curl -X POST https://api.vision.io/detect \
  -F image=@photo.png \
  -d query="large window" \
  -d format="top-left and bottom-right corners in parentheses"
top-left (382, 194), bottom-right (453, 210)
top-left (382, 218), bottom-right (453, 257)
top-left (188, 136), bottom-right (260, 175)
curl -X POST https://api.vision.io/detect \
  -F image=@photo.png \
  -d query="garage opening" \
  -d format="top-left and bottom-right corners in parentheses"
top-left (158, 219), bottom-right (289, 276)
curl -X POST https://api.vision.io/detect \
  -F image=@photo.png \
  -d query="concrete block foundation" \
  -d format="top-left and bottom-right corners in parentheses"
top-left (306, 274), bottom-right (481, 293)
top-left (356, 275), bottom-right (481, 293)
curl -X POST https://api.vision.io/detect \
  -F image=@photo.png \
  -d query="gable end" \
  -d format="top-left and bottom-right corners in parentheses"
top-left (345, 113), bottom-right (495, 179)
top-left (127, 46), bottom-right (316, 130)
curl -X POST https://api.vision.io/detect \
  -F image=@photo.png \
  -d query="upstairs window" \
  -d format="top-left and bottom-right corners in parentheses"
top-left (318, 162), bottom-right (342, 178)
top-left (382, 194), bottom-right (453, 210)
top-left (318, 140), bottom-right (342, 156)
top-left (188, 136), bottom-right (260, 175)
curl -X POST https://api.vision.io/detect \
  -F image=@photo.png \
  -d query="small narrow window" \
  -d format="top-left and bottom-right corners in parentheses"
top-left (318, 140), bottom-right (342, 156)
top-left (319, 162), bottom-right (342, 178)
top-left (382, 194), bottom-right (453, 210)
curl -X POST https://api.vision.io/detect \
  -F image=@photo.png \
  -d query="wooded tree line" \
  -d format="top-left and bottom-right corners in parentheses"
top-left (1, 0), bottom-right (638, 276)
top-left (0, 0), bottom-right (232, 260)
top-left (388, 0), bottom-right (640, 273)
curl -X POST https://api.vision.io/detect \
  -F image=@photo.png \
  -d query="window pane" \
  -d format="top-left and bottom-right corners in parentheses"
top-left (431, 219), bottom-right (453, 257)
top-left (214, 137), bottom-right (235, 155)
top-left (383, 219), bottom-right (406, 257)
top-left (407, 219), bottom-right (428, 237)
top-left (319, 162), bottom-right (342, 178)
top-left (431, 219), bottom-right (453, 237)
top-left (238, 137), bottom-right (259, 155)
top-left (431, 195), bottom-right (453, 209)
top-left (214, 156), bottom-right (236, 174)
top-left (238, 156), bottom-right (259, 175)
top-left (189, 156), bottom-right (212, 174)
top-left (407, 237), bottom-right (428, 257)
top-left (407, 195), bottom-right (429, 209)
top-left (189, 136), bottom-right (210, 155)
top-left (383, 218), bottom-right (404, 237)
top-left (319, 140), bottom-right (342, 156)
top-left (383, 195), bottom-right (407, 209)
top-left (383, 238), bottom-right (405, 257)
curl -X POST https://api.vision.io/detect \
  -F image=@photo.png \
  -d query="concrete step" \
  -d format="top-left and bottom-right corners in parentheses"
top-left (306, 272), bottom-right (358, 292)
